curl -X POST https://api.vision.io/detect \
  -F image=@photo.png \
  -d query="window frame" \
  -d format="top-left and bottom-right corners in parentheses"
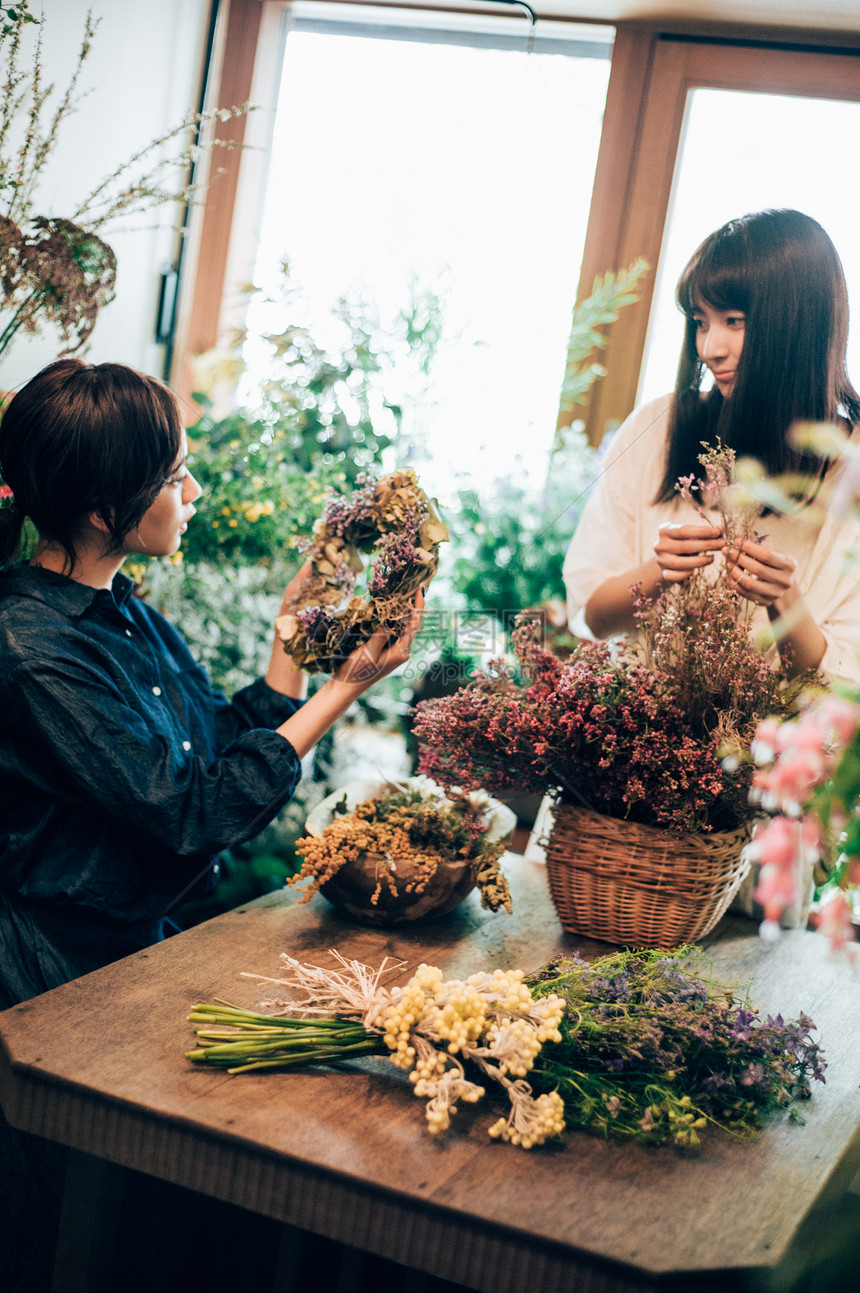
top-left (171, 0), bottom-right (614, 404)
top-left (573, 29), bottom-right (860, 443)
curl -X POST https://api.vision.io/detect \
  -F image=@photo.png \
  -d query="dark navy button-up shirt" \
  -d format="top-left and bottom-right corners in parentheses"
top-left (0, 564), bottom-right (303, 1004)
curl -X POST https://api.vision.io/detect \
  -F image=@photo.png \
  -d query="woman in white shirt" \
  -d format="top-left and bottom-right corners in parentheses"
top-left (563, 208), bottom-right (860, 687)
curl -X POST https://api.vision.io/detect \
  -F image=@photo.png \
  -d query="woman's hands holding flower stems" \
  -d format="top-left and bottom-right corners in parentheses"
top-left (722, 536), bottom-right (797, 608)
top-left (585, 523), bottom-right (725, 637)
top-left (654, 524), bottom-right (825, 674)
top-left (723, 539), bottom-right (826, 676)
top-left (654, 521), bottom-right (799, 609)
top-left (653, 522), bottom-right (724, 582)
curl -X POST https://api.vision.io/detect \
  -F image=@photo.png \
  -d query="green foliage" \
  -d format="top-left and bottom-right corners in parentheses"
top-left (181, 401), bottom-right (347, 567)
top-left (442, 421), bottom-right (598, 630)
top-left (227, 263), bottom-right (444, 485)
top-left (556, 258), bottom-right (650, 424)
top-left (0, 5), bottom-right (37, 38)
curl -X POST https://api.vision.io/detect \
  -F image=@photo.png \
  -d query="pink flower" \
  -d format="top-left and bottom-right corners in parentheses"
top-left (750, 717), bottom-right (783, 764)
top-left (752, 748), bottom-right (827, 814)
top-left (815, 695), bottom-right (860, 747)
top-left (750, 815), bottom-right (821, 926)
top-left (812, 891), bottom-right (857, 962)
top-left (748, 813), bottom-right (820, 866)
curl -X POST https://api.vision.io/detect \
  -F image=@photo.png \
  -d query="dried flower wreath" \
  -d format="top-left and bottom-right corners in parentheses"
top-left (276, 468), bottom-right (448, 673)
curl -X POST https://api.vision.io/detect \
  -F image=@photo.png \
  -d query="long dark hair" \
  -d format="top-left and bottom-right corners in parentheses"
top-left (0, 358), bottom-right (183, 571)
top-left (656, 209), bottom-right (860, 502)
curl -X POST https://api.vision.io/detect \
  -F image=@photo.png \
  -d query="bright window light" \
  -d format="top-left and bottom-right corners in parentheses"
top-left (242, 3), bottom-right (612, 496)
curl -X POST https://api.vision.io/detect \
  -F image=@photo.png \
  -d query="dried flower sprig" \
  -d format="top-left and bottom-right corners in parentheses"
top-left (186, 953), bottom-right (566, 1149)
top-left (276, 468), bottom-right (448, 673)
top-left (185, 948), bottom-right (824, 1151)
top-left (527, 947), bottom-right (825, 1146)
top-left (0, 215), bottom-right (116, 356)
top-left (0, 2), bottom-right (249, 360)
top-left (292, 779), bottom-right (512, 912)
top-left (675, 438), bottom-right (766, 554)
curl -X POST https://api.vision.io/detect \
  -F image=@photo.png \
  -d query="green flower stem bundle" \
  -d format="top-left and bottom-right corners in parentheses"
top-left (186, 1003), bottom-right (385, 1073)
top-left (187, 954), bottom-right (566, 1149)
top-left (185, 948), bottom-right (824, 1151)
top-left (276, 468), bottom-right (448, 673)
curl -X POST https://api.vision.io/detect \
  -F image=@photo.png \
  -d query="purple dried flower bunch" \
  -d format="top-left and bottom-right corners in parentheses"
top-left (528, 947), bottom-right (825, 1147)
top-left (414, 443), bottom-right (814, 835)
top-left (277, 468), bottom-right (448, 673)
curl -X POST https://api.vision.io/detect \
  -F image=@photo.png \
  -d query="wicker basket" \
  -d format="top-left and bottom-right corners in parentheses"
top-left (543, 804), bottom-right (750, 949)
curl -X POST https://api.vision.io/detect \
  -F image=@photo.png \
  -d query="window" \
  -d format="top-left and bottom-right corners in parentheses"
top-left (639, 87), bottom-right (860, 405)
top-left (234, 2), bottom-right (613, 490)
top-left (576, 34), bottom-right (860, 443)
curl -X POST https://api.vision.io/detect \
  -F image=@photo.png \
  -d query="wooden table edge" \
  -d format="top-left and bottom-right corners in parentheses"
top-left (0, 1034), bottom-right (787, 1293)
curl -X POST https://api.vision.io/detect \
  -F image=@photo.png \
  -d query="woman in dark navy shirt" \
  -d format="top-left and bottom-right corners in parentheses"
top-left (0, 358), bottom-right (421, 1003)
top-left (0, 358), bottom-right (423, 1288)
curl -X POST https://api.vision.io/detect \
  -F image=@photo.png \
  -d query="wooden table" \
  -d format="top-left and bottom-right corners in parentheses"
top-left (1, 855), bottom-right (858, 1293)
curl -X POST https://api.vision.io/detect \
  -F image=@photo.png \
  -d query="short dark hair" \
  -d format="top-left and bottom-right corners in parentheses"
top-left (656, 209), bottom-right (860, 502)
top-left (0, 358), bottom-right (183, 570)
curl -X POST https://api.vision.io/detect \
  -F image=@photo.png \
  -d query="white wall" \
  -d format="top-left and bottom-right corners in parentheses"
top-left (0, 0), bottom-right (210, 392)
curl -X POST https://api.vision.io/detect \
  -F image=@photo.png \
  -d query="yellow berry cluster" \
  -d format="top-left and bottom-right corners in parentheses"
top-left (488, 1090), bottom-right (566, 1149)
top-left (380, 965), bottom-right (440, 1069)
top-left (292, 809), bottom-right (442, 904)
top-left (409, 1048), bottom-right (448, 1096)
top-left (375, 963), bottom-right (565, 1148)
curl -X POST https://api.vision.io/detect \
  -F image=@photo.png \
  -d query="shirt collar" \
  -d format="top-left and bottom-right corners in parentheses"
top-left (0, 563), bottom-right (135, 618)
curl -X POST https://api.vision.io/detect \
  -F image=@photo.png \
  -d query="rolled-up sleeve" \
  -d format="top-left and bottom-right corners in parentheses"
top-left (804, 513), bottom-right (860, 689)
top-left (213, 676), bottom-right (304, 747)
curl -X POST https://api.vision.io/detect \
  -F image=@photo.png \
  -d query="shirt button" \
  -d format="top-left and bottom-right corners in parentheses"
top-left (125, 629), bottom-right (133, 637)
top-left (152, 686), bottom-right (162, 697)
top-left (182, 741), bottom-right (191, 752)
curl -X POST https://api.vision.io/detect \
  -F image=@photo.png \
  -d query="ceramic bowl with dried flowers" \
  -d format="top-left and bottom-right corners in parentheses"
top-left (291, 776), bottom-right (516, 925)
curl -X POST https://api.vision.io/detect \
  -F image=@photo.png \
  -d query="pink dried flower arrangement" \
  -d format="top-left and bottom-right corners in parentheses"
top-left (414, 442), bottom-right (816, 836)
top-left (415, 615), bottom-right (749, 834)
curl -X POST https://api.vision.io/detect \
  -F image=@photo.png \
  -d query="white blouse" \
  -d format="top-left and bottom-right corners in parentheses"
top-left (562, 394), bottom-right (860, 688)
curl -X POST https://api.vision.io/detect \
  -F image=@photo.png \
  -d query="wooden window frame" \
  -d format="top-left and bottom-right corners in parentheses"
top-left (573, 29), bottom-right (860, 444)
